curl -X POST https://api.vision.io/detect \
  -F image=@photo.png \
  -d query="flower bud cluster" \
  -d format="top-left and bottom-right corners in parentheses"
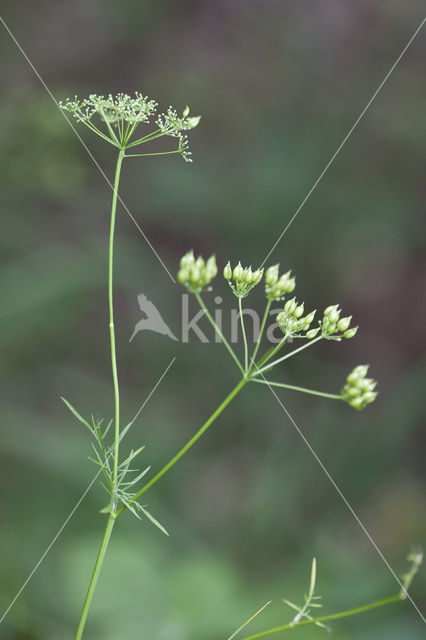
top-left (321, 305), bottom-right (358, 340)
top-left (156, 106), bottom-right (201, 162)
top-left (276, 298), bottom-right (318, 338)
top-left (156, 105), bottom-right (201, 135)
top-left (341, 365), bottom-right (378, 410)
top-left (223, 261), bottom-right (263, 298)
top-left (264, 265), bottom-right (296, 301)
top-left (178, 251), bottom-right (217, 292)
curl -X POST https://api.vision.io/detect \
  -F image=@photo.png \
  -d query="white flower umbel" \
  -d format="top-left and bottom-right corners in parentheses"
top-left (59, 92), bottom-right (200, 161)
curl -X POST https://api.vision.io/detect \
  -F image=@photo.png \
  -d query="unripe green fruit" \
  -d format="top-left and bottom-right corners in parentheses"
top-left (337, 316), bottom-right (352, 332)
top-left (265, 264), bottom-right (279, 286)
top-left (233, 262), bottom-right (243, 281)
top-left (327, 309), bottom-right (340, 324)
top-left (344, 327), bottom-right (358, 339)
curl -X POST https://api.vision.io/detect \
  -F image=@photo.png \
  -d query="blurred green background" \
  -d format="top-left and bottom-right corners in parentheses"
top-left (1, 1), bottom-right (425, 638)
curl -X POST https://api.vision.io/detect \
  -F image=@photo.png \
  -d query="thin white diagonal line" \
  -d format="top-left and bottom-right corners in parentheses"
top-left (253, 365), bottom-right (426, 624)
top-left (0, 472), bottom-right (100, 626)
top-left (0, 16), bottom-right (175, 283)
top-left (125, 356), bottom-right (176, 430)
top-left (0, 357), bottom-right (176, 625)
top-left (261, 15), bottom-right (426, 267)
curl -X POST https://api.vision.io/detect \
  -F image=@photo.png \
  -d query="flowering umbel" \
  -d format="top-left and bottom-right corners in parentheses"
top-left (59, 93), bottom-right (200, 161)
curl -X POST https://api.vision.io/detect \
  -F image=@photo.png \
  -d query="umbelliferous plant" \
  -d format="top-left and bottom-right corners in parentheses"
top-left (58, 92), bottom-right (420, 639)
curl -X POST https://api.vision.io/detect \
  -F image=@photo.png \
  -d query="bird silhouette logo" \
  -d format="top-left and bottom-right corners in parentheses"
top-left (129, 293), bottom-right (179, 342)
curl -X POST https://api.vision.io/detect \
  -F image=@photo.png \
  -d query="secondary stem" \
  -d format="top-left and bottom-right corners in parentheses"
top-left (253, 336), bottom-right (323, 377)
top-left (239, 297), bottom-right (249, 373)
top-left (195, 292), bottom-right (245, 375)
top-left (125, 149), bottom-right (180, 158)
top-left (116, 377), bottom-right (247, 515)
top-left (249, 300), bottom-right (271, 374)
top-left (239, 594), bottom-right (401, 640)
top-left (252, 378), bottom-right (342, 400)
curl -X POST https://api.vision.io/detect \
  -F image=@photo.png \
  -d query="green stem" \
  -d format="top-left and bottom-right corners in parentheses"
top-left (74, 514), bottom-right (116, 640)
top-left (98, 107), bottom-right (120, 145)
top-left (73, 149), bottom-right (124, 640)
top-left (83, 120), bottom-right (119, 146)
top-left (249, 300), bottom-right (271, 374)
top-left (251, 378), bottom-right (342, 400)
top-left (125, 129), bottom-right (164, 148)
top-left (253, 336), bottom-right (323, 377)
top-left (195, 292), bottom-right (245, 375)
top-left (110, 149), bottom-right (125, 487)
top-left (253, 332), bottom-right (290, 374)
top-left (124, 149), bottom-right (180, 158)
top-left (116, 378), bottom-right (247, 515)
top-left (239, 594), bottom-right (402, 640)
top-left (239, 297), bottom-right (249, 374)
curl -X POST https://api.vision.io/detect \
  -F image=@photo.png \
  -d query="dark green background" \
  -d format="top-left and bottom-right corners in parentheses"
top-left (1, 2), bottom-right (425, 638)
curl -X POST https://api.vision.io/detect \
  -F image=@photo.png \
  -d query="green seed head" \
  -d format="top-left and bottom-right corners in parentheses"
top-left (265, 264), bottom-right (279, 286)
top-left (265, 266), bottom-right (296, 301)
top-left (177, 251), bottom-right (217, 292)
top-left (225, 261), bottom-right (263, 297)
top-left (341, 365), bottom-right (378, 410)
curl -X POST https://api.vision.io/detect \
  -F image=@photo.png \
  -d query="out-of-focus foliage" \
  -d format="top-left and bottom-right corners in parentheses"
top-left (0, 1), bottom-right (425, 638)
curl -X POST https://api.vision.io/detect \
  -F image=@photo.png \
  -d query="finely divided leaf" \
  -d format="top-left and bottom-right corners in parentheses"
top-left (61, 397), bottom-right (93, 433)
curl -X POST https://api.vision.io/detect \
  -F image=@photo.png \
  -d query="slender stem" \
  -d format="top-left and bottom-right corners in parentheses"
top-left (239, 297), bottom-right (249, 374)
top-left (124, 120), bottom-right (140, 144)
top-left (263, 334), bottom-right (288, 364)
top-left (122, 119), bottom-right (133, 146)
top-left (74, 149), bottom-right (125, 640)
top-left (74, 514), bottom-right (116, 640)
top-left (83, 120), bottom-right (119, 146)
top-left (251, 378), bottom-right (342, 400)
top-left (98, 107), bottom-right (120, 145)
top-left (253, 336), bottom-right (323, 377)
top-left (116, 378), bottom-right (247, 515)
top-left (249, 300), bottom-right (271, 374)
top-left (195, 292), bottom-right (245, 375)
top-left (124, 149), bottom-right (180, 158)
top-left (252, 332), bottom-right (290, 376)
top-left (109, 149), bottom-right (125, 486)
top-left (125, 129), bottom-right (164, 148)
top-left (239, 594), bottom-right (402, 640)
